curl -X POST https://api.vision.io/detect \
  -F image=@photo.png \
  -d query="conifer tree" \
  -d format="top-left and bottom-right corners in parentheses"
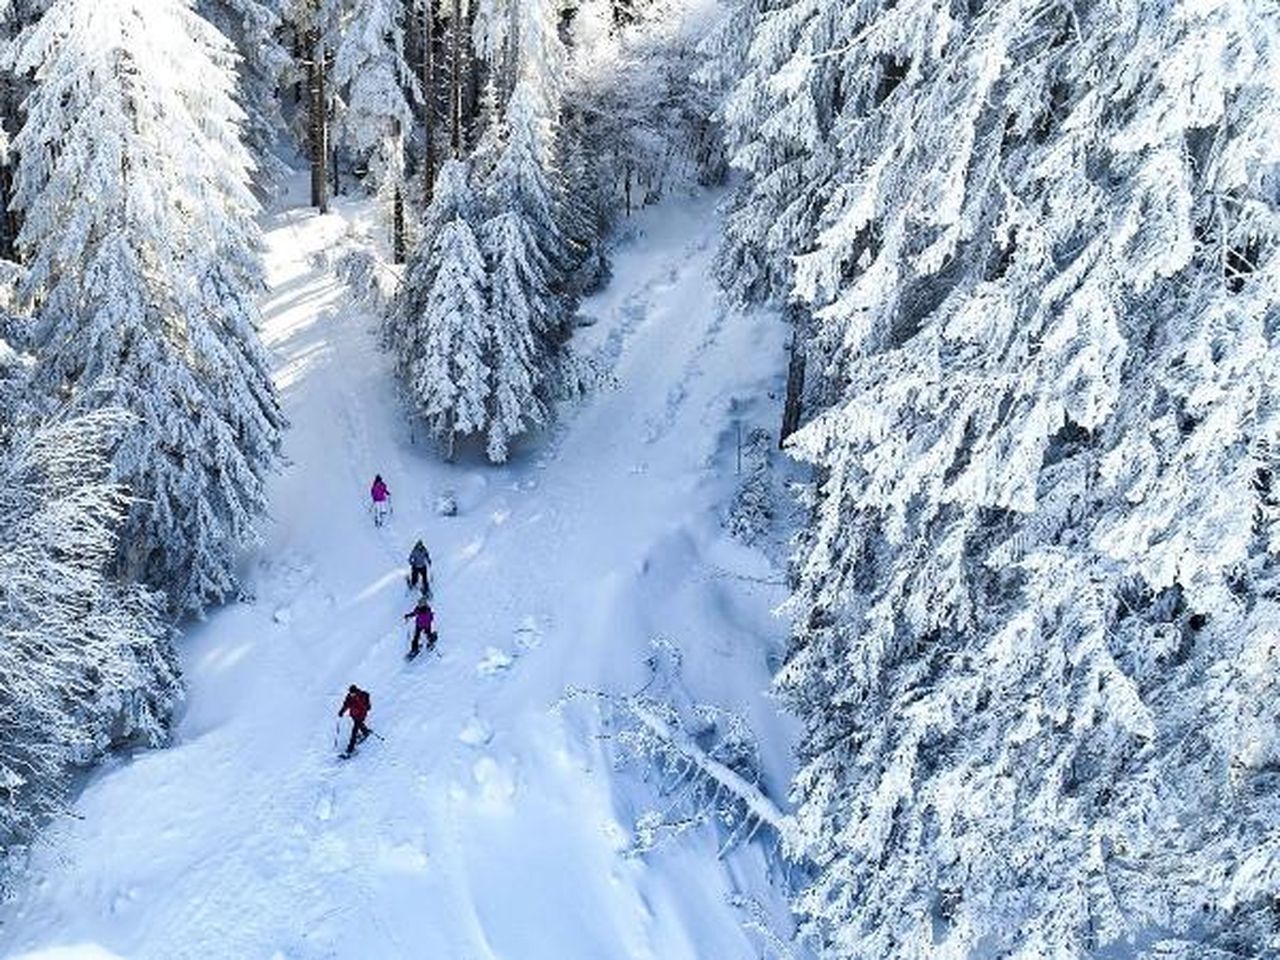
top-left (398, 159), bottom-right (489, 455)
top-left (479, 79), bottom-right (561, 461)
top-left (711, 0), bottom-right (1280, 953)
top-left (331, 0), bottom-right (416, 259)
top-left (8, 0), bottom-right (284, 614)
top-left (710, 0), bottom-right (837, 304)
top-left (198, 0), bottom-right (291, 194)
top-left (0, 337), bottom-right (179, 880)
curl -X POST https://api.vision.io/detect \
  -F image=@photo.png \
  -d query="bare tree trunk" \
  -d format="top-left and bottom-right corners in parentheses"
top-left (292, 29), bottom-right (304, 104)
top-left (307, 28), bottom-right (329, 213)
top-left (503, 0), bottom-right (520, 106)
top-left (0, 162), bottom-right (17, 262)
top-left (393, 184), bottom-right (406, 263)
top-left (780, 305), bottom-right (809, 447)
top-left (420, 0), bottom-right (437, 205)
top-left (450, 0), bottom-right (463, 159)
top-left (392, 121), bottom-right (407, 263)
top-left (463, 0), bottom-right (480, 151)
top-left (0, 74), bottom-right (21, 261)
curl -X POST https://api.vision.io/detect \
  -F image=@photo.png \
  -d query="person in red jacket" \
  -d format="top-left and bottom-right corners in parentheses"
top-left (370, 475), bottom-right (390, 527)
top-left (338, 684), bottom-right (372, 756)
top-left (403, 598), bottom-right (436, 658)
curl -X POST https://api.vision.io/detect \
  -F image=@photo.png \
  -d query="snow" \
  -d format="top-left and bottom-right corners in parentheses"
top-left (0, 176), bottom-right (798, 958)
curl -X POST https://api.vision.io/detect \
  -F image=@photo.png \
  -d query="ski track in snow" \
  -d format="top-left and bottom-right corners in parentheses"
top-left (0, 179), bottom-right (799, 960)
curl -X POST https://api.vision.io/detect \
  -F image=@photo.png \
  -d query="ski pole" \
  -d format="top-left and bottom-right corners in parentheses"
top-left (333, 719), bottom-right (340, 749)
top-left (367, 727), bottom-right (386, 742)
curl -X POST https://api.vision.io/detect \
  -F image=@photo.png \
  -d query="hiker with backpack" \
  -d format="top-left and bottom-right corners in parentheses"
top-left (403, 597), bottom-right (437, 659)
top-left (370, 475), bottom-right (391, 527)
top-left (407, 539), bottom-right (431, 595)
top-left (338, 684), bottom-right (372, 757)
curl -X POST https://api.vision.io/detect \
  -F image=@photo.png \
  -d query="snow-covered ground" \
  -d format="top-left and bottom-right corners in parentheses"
top-left (0, 178), bottom-right (798, 959)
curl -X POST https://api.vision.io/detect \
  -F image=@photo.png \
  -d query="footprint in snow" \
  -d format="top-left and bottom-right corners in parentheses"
top-left (314, 788), bottom-right (334, 822)
top-left (458, 714), bottom-right (493, 748)
top-left (513, 616), bottom-right (545, 652)
top-left (110, 887), bottom-right (142, 916)
top-left (476, 647), bottom-right (514, 677)
top-left (473, 756), bottom-right (517, 811)
top-left (378, 837), bottom-right (429, 874)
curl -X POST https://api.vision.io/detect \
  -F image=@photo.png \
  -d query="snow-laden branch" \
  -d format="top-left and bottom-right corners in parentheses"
top-left (629, 699), bottom-right (790, 836)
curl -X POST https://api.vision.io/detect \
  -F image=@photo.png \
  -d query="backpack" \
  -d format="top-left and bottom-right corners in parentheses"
top-left (357, 689), bottom-right (371, 712)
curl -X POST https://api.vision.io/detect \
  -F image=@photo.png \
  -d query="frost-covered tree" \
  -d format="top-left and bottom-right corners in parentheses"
top-left (709, 0), bottom-right (837, 305)
top-left (0, 341), bottom-right (180, 883)
top-left (398, 159), bottom-right (489, 454)
top-left (478, 78), bottom-right (567, 461)
top-left (198, 0), bottom-right (291, 195)
top-left (474, 0), bottom-right (563, 106)
top-left (566, 0), bottom-right (724, 220)
top-left (284, 0), bottom-right (345, 209)
top-left (331, 0), bottom-right (416, 258)
top-left (394, 0), bottom-right (580, 462)
top-left (0, 0), bottom-right (46, 262)
top-left (8, 0), bottom-right (284, 614)
top-left (723, 0), bottom-right (1280, 954)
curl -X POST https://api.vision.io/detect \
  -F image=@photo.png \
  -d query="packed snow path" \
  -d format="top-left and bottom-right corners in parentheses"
top-left (1, 180), bottom-right (796, 960)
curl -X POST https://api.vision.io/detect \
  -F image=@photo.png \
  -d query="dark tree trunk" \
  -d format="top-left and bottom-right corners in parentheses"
top-left (420, 1), bottom-right (437, 204)
top-left (292, 29), bottom-right (304, 104)
top-left (780, 305), bottom-right (809, 447)
top-left (391, 119), bottom-right (406, 263)
top-left (393, 184), bottom-right (406, 263)
top-left (0, 72), bottom-right (21, 261)
top-left (450, 0), bottom-right (463, 158)
top-left (464, 0), bottom-right (481, 150)
top-left (307, 29), bottom-right (329, 213)
top-left (0, 161), bottom-right (17, 262)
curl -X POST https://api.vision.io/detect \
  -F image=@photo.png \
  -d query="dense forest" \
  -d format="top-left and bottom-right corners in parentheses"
top-left (1, 0), bottom-right (1278, 956)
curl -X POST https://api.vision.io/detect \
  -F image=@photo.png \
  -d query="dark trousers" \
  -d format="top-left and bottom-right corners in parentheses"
top-left (346, 717), bottom-right (369, 754)
top-left (409, 564), bottom-right (429, 592)
top-left (410, 626), bottom-right (437, 654)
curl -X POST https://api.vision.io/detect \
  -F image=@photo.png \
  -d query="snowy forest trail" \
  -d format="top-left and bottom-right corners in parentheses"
top-left (0, 179), bottom-right (797, 960)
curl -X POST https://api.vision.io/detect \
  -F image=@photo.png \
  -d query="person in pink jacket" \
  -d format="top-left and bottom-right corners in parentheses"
top-left (403, 598), bottom-right (436, 658)
top-left (370, 474), bottom-right (390, 526)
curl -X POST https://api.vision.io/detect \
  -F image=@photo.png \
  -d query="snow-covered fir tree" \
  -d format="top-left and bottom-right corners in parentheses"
top-left (480, 78), bottom-right (561, 461)
top-left (473, 0), bottom-right (564, 107)
top-left (197, 0), bottom-right (291, 195)
top-left (710, 0), bottom-right (1280, 953)
top-left (394, 0), bottom-right (578, 462)
top-left (709, 0), bottom-right (838, 305)
top-left (0, 0), bottom-right (46, 262)
top-left (398, 158), bottom-right (490, 454)
top-left (7, 0), bottom-right (284, 614)
top-left (0, 339), bottom-right (180, 880)
top-left (331, 0), bottom-right (416, 258)
top-left (566, 0), bottom-right (724, 220)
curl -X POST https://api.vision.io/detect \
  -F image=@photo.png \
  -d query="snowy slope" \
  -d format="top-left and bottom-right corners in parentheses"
top-left (0, 178), bottom-right (798, 960)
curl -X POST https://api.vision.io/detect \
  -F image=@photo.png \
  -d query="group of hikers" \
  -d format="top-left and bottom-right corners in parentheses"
top-left (336, 475), bottom-right (440, 759)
